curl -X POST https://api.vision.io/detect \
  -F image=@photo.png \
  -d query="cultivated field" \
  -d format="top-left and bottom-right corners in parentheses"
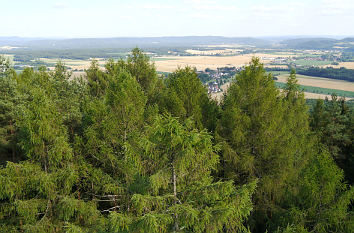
top-left (323, 62), bottom-right (354, 69)
top-left (154, 53), bottom-right (296, 72)
top-left (40, 58), bottom-right (105, 70)
top-left (211, 77), bottom-right (354, 101)
top-left (302, 92), bottom-right (337, 99)
top-left (185, 49), bottom-right (242, 56)
top-left (276, 74), bottom-right (354, 92)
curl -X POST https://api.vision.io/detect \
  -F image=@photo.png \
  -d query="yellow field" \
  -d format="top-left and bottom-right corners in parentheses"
top-left (185, 49), bottom-right (242, 56)
top-left (264, 65), bottom-right (289, 69)
top-left (40, 58), bottom-right (105, 70)
top-left (154, 53), bottom-right (295, 72)
top-left (276, 74), bottom-right (354, 92)
top-left (203, 44), bottom-right (245, 48)
top-left (323, 62), bottom-right (354, 69)
top-left (302, 92), bottom-right (339, 100)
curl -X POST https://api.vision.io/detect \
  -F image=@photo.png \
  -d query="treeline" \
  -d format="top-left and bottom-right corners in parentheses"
top-left (297, 66), bottom-right (354, 82)
top-left (0, 51), bottom-right (353, 233)
top-left (7, 47), bottom-right (191, 63)
top-left (266, 66), bottom-right (354, 82)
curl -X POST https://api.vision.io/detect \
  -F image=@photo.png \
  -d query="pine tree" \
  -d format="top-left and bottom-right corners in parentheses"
top-left (310, 95), bottom-right (354, 184)
top-left (107, 114), bottom-right (257, 232)
top-left (86, 59), bottom-right (108, 98)
top-left (126, 48), bottom-right (158, 96)
top-left (81, 64), bottom-right (147, 180)
top-left (0, 67), bottom-right (108, 232)
top-left (0, 56), bottom-right (19, 163)
top-left (278, 149), bottom-right (354, 233)
top-left (217, 59), bottom-right (312, 232)
top-left (159, 67), bottom-right (217, 131)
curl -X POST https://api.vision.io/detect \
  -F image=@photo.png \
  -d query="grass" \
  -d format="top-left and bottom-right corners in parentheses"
top-left (151, 57), bottom-right (178, 61)
top-left (269, 71), bottom-right (290, 76)
top-left (292, 59), bottom-right (332, 66)
top-left (275, 82), bottom-right (354, 98)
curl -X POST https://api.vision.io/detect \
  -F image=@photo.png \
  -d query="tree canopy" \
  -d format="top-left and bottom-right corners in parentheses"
top-left (0, 53), bottom-right (353, 233)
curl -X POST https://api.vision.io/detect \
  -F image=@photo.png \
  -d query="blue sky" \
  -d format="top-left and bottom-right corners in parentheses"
top-left (1, 0), bottom-right (353, 38)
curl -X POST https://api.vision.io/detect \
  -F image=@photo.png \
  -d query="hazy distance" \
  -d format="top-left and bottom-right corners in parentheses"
top-left (1, 0), bottom-right (354, 38)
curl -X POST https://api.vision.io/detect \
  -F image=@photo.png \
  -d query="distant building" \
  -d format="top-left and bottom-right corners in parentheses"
top-left (208, 81), bottom-right (221, 93)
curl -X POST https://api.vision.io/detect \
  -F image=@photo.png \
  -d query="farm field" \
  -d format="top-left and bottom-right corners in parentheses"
top-left (275, 82), bottom-right (354, 99)
top-left (323, 62), bottom-right (354, 69)
top-left (40, 58), bottom-right (105, 70)
top-left (292, 59), bottom-right (332, 66)
top-left (275, 74), bottom-right (354, 92)
top-left (185, 49), bottom-right (242, 55)
top-left (211, 75), bottom-right (354, 101)
top-left (154, 53), bottom-right (296, 72)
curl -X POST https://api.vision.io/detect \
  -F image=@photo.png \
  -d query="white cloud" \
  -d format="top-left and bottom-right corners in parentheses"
top-left (53, 2), bottom-right (68, 9)
top-left (184, 0), bottom-right (237, 11)
top-left (319, 0), bottom-right (354, 15)
top-left (142, 4), bottom-right (174, 10)
top-left (190, 12), bottom-right (211, 19)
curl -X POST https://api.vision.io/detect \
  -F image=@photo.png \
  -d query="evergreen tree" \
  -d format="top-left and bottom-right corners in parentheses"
top-left (217, 59), bottom-right (312, 232)
top-left (278, 149), bottom-right (354, 233)
top-left (107, 114), bottom-right (256, 232)
top-left (160, 67), bottom-right (218, 131)
top-left (0, 67), bottom-right (107, 232)
top-left (86, 59), bottom-right (108, 98)
top-left (81, 65), bottom-right (147, 180)
top-left (0, 56), bottom-right (19, 163)
top-left (310, 95), bottom-right (354, 184)
top-left (126, 48), bottom-right (158, 96)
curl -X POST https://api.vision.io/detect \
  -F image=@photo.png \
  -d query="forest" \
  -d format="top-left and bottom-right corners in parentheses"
top-left (0, 49), bottom-right (353, 233)
top-left (296, 67), bottom-right (354, 82)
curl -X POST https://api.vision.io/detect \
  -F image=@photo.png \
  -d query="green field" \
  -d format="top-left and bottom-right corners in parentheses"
top-left (150, 57), bottom-right (178, 61)
top-left (292, 59), bottom-right (332, 66)
top-left (275, 82), bottom-right (354, 98)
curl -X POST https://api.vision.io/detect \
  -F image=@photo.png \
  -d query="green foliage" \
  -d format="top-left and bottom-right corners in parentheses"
top-left (112, 115), bottom-right (256, 232)
top-left (310, 95), bottom-right (354, 184)
top-left (217, 59), bottom-right (325, 232)
top-left (16, 69), bottom-right (73, 171)
top-left (0, 56), bottom-right (19, 163)
top-left (159, 67), bottom-right (218, 131)
top-left (0, 50), bottom-right (353, 233)
top-left (282, 150), bottom-right (354, 232)
top-left (126, 48), bottom-right (158, 95)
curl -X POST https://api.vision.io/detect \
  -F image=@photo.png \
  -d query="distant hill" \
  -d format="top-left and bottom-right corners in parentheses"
top-left (280, 37), bottom-right (354, 50)
top-left (1, 36), bottom-right (354, 51)
top-left (0, 36), bottom-right (271, 50)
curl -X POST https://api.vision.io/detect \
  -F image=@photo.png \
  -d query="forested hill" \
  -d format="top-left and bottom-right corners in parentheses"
top-left (280, 37), bottom-right (354, 50)
top-left (0, 51), bottom-right (353, 233)
top-left (1, 36), bottom-right (353, 50)
top-left (0, 36), bottom-right (271, 49)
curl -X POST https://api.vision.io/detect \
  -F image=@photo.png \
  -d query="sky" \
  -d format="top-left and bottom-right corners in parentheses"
top-left (1, 0), bottom-right (354, 38)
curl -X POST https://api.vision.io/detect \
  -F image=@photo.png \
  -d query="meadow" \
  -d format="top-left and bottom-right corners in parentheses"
top-left (292, 59), bottom-right (332, 66)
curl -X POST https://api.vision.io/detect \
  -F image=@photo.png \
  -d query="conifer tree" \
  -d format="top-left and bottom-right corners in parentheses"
top-left (217, 59), bottom-right (312, 232)
top-left (310, 95), bottom-right (354, 184)
top-left (126, 48), bottom-right (158, 95)
top-left (0, 67), bottom-right (108, 232)
top-left (0, 56), bottom-right (19, 163)
top-left (108, 114), bottom-right (256, 232)
top-left (278, 149), bottom-right (354, 233)
top-left (82, 63), bottom-right (146, 182)
top-left (159, 67), bottom-right (217, 131)
top-left (86, 59), bottom-right (108, 98)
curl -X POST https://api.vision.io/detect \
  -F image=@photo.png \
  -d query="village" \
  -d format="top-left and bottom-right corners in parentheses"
top-left (197, 66), bottom-right (242, 93)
